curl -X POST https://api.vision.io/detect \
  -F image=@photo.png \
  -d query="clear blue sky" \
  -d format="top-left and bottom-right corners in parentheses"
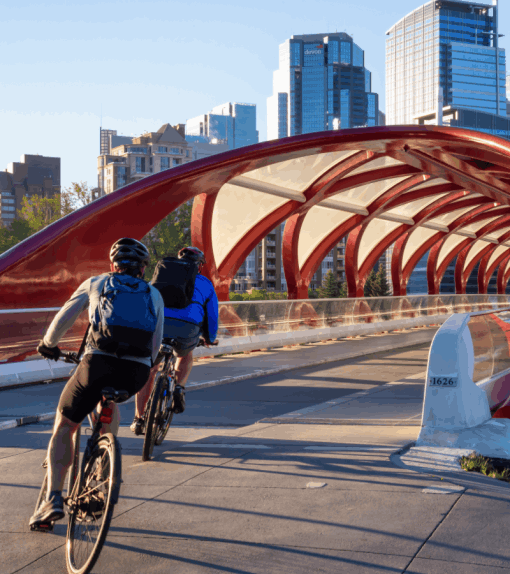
top-left (1, 0), bottom-right (508, 190)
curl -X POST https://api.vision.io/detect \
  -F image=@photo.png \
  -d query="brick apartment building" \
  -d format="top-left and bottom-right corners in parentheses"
top-left (0, 154), bottom-right (60, 225)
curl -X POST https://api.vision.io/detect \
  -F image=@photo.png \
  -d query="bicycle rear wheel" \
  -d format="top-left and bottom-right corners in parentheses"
top-left (142, 374), bottom-right (165, 461)
top-left (66, 433), bottom-right (121, 574)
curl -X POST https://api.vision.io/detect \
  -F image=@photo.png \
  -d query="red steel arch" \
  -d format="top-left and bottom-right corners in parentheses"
top-left (2, 126), bottom-right (510, 311)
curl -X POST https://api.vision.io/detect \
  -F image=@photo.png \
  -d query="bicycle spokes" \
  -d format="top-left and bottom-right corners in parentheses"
top-left (66, 437), bottom-right (117, 574)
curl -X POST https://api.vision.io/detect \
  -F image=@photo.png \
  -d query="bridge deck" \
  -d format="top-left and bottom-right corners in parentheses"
top-left (2, 335), bottom-right (510, 573)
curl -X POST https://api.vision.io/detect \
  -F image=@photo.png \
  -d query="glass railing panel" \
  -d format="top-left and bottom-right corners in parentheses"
top-left (217, 295), bottom-right (510, 339)
top-left (484, 310), bottom-right (510, 379)
top-left (467, 315), bottom-right (494, 383)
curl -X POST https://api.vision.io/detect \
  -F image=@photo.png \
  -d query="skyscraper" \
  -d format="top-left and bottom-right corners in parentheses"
top-left (186, 103), bottom-right (259, 150)
top-left (386, 0), bottom-right (507, 127)
top-left (267, 32), bottom-right (379, 139)
top-left (385, 1), bottom-right (510, 295)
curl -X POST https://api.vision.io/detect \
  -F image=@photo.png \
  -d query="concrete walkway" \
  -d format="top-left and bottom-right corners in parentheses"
top-left (0, 327), bottom-right (436, 426)
top-left (3, 333), bottom-right (510, 573)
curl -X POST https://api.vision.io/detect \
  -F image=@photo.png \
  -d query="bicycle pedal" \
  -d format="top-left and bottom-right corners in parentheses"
top-left (30, 521), bottom-right (54, 533)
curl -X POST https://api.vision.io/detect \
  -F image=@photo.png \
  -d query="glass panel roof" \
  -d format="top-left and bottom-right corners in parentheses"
top-left (402, 226), bottom-right (438, 269)
top-left (437, 234), bottom-right (468, 268)
top-left (348, 155), bottom-right (405, 177)
top-left (242, 150), bottom-right (358, 193)
top-left (431, 206), bottom-right (479, 226)
top-left (488, 245), bottom-right (509, 270)
top-left (409, 177), bottom-right (451, 191)
top-left (385, 193), bottom-right (447, 219)
top-left (462, 214), bottom-right (503, 234)
top-left (336, 176), bottom-right (409, 207)
top-left (298, 206), bottom-right (352, 268)
top-left (359, 219), bottom-right (401, 268)
top-left (465, 240), bottom-right (490, 268)
top-left (212, 183), bottom-right (288, 267)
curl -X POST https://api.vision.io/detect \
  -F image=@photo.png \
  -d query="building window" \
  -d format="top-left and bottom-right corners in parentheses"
top-left (135, 157), bottom-right (146, 173)
top-left (117, 167), bottom-right (127, 188)
top-left (161, 157), bottom-right (170, 170)
top-left (340, 42), bottom-right (351, 64)
top-left (158, 146), bottom-right (168, 153)
top-left (173, 158), bottom-right (181, 167)
top-left (170, 147), bottom-right (180, 154)
top-left (185, 150), bottom-right (190, 157)
top-left (128, 147), bottom-right (147, 154)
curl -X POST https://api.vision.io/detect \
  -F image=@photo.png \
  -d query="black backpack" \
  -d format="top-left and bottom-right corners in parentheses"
top-left (150, 257), bottom-right (200, 309)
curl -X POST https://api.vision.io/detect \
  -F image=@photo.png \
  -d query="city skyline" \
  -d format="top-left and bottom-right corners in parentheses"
top-left (1, 0), bottom-right (509, 191)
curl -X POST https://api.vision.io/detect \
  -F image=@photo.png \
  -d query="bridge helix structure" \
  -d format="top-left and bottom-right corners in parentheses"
top-left (3, 126), bottom-right (510, 441)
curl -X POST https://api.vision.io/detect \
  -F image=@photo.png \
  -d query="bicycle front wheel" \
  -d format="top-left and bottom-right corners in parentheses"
top-left (142, 374), bottom-right (165, 461)
top-left (66, 433), bottom-right (121, 574)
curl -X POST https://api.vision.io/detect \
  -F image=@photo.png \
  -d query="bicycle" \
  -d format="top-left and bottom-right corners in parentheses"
top-left (141, 338), bottom-right (178, 461)
top-left (141, 337), bottom-right (217, 461)
top-left (31, 350), bottom-right (129, 574)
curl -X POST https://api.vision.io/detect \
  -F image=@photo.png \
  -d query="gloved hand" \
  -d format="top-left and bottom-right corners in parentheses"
top-left (37, 341), bottom-right (61, 361)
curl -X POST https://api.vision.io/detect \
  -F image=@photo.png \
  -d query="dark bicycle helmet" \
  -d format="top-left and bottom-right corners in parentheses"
top-left (178, 246), bottom-right (205, 264)
top-left (110, 238), bottom-right (150, 267)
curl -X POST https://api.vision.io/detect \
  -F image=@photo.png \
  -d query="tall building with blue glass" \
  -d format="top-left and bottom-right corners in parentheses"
top-left (186, 102), bottom-right (259, 150)
top-left (267, 33), bottom-right (379, 139)
top-left (385, 1), bottom-right (510, 295)
top-left (386, 1), bottom-right (508, 136)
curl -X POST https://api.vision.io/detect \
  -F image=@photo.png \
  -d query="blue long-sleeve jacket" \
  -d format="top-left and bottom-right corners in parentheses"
top-left (163, 274), bottom-right (219, 342)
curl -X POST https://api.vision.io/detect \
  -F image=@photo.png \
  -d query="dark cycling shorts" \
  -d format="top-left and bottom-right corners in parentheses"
top-left (162, 317), bottom-right (201, 358)
top-left (58, 353), bottom-right (150, 424)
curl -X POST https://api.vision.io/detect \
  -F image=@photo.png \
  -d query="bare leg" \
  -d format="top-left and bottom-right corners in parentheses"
top-left (135, 367), bottom-right (157, 418)
top-left (174, 352), bottom-right (194, 387)
top-left (47, 411), bottom-right (80, 497)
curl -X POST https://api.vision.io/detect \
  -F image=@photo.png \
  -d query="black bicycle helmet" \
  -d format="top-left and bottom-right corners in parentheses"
top-left (110, 238), bottom-right (150, 267)
top-left (178, 246), bottom-right (205, 264)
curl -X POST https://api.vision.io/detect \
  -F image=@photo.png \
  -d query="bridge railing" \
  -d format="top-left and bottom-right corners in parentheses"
top-left (1, 294), bottom-right (510, 388)
top-left (216, 294), bottom-right (510, 339)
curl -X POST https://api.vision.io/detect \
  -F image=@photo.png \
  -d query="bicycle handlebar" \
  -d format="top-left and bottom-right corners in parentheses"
top-left (60, 351), bottom-right (80, 364)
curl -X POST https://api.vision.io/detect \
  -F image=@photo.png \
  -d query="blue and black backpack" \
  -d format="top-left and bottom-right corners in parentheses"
top-left (89, 273), bottom-right (157, 358)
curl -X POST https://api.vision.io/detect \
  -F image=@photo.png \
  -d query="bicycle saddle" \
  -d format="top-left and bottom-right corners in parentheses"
top-left (101, 387), bottom-right (130, 403)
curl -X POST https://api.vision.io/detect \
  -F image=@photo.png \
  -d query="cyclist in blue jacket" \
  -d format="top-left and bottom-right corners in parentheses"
top-left (131, 246), bottom-right (218, 433)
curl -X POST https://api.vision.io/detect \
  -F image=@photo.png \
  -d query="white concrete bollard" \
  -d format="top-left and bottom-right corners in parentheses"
top-left (418, 312), bottom-right (510, 458)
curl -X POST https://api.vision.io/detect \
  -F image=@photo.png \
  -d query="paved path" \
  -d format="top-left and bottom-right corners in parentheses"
top-left (2, 336), bottom-right (510, 573)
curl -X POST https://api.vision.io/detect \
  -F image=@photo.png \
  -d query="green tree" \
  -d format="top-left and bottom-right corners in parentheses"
top-left (0, 219), bottom-right (32, 255)
top-left (363, 265), bottom-right (390, 297)
top-left (19, 195), bottom-right (61, 234)
top-left (229, 292), bottom-right (244, 301)
top-left (318, 270), bottom-right (340, 298)
top-left (338, 281), bottom-right (348, 298)
top-left (142, 200), bottom-right (192, 279)
top-left (363, 269), bottom-right (377, 297)
top-left (308, 288), bottom-right (319, 299)
top-left (374, 265), bottom-right (390, 297)
top-left (60, 181), bottom-right (100, 216)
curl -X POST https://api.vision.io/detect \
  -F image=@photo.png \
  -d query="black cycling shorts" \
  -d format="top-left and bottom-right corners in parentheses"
top-left (58, 353), bottom-right (150, 424)
top-left (162, 317), bottom-right (201, 358)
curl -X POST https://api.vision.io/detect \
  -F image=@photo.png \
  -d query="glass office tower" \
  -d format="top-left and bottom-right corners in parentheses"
top-left (268, 33), bottom-right (379, 139)
top-left (386, 0), bottom-right (506, 126)
top-left (186, 103), bottom-right (259, 150)
top-left (385, 1), bottom-right (509, 295)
